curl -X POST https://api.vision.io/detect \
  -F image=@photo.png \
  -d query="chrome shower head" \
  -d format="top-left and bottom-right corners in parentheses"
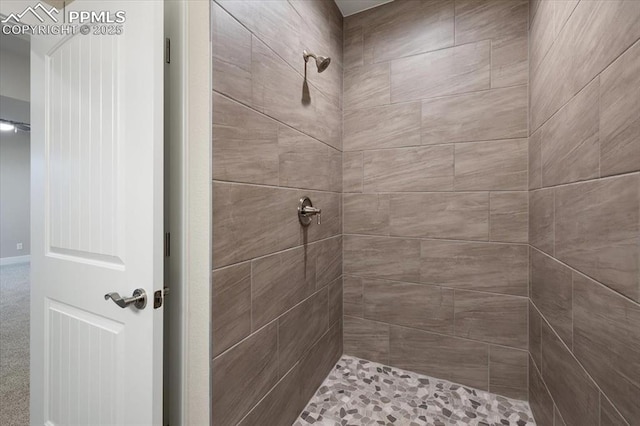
top-left (303, 50), bottom-right (331, 73)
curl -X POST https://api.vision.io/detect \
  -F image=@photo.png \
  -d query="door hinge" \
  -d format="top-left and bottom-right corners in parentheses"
top-left (165, 38), bottom-right (171, 64)
top-left (154, 287), bottom-right (170, 309)
top-left (164, 232), bottom-right (170, 257)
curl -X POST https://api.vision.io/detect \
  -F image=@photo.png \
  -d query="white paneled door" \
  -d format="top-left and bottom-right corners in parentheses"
top-left (30, 1), bottom-right (164, 424)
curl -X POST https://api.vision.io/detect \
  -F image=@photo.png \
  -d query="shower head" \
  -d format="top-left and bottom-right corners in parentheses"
top-left (303, 50), bottom-right (331, 73)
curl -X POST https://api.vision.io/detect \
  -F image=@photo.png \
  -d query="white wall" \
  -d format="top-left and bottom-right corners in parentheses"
top-left (0, 127), bottom-right (30, 258)
top-left (0, 35), bottom-right (30, 102)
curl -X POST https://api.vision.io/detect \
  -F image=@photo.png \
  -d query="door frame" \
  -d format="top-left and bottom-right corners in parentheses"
top-left (164, 0), bottom-right (211, 424)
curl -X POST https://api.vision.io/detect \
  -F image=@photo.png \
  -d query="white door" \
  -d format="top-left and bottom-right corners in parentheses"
top-left (30, 1), bottom-right (164, 424)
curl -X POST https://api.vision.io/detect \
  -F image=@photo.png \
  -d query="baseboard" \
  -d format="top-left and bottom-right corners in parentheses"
top-left (0, 255), bottom-right (31, 266)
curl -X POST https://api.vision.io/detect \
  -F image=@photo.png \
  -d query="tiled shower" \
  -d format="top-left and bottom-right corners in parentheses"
top-left (211, 0), bottom-right (640, 425)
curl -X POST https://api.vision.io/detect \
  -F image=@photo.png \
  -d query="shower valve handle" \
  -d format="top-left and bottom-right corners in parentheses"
top-left (302, 206), bottom-right (322, 224)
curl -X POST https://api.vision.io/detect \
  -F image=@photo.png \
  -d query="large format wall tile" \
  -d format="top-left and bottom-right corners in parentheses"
top-left (390, 41), bottom-right (490, 103)
top-left (491, 31), bottom-right (528, 88)
top-left (541, 322), bottom-right (600, 426)
top-left (454, 290), bottom-right (528, 349)
top-left (363, 278), bottom-right (454, 334)
top-left (529, 0), bottom-right (554, 76)
top-left (212, 3), bottom-right (252, 105)
top-left (422, 86), bottom-right (528, 144)
top-left (489, 346), bottom-right (528, 400)
top-left (343, 151), bottom-right (363, 193)
top-left (251, 37), bottom-right (341, 150)
top-left (278, 125), bottom-right (341, 192)
top-left (297, 321), bottom-right (343, 402)
top-left (541, 79), bottom-right (600, 187)
top-left (599, 40), bottom-right (640, 177)
top-left (420, 240), bottom-right (528, 296)
top-left (529, 188), bottom-right (554, 255)
top-left (356, 0), bottom-right (454, 64)
top-left (343, 25), bottom-right (363, 70)
top-left (251, 246), bottom-right (316, 329)
top-left (555, 174), bottom-right (640, 302)
top-left (212, 322), bottom-right (279, 426)
top-left (212, 262), bottom-right (252, 357)
top-left (343, 194), bottom-right (389, 236)
top-left (343, 276), bottom-right (363, 317)
top-left (389, 326), bottom-right (489, 390)
top-left (314, 236), bottom-right (343, 289)
top-left (529, 129), bottom-right (542, 190)
top-left (344, 316), bottom-right (389, 364)
top-left (489, 192), bottom-right (528, 243)
top-left (529, 302), bottom-right (542, 369)
top-left (213, 93), bottom-right (279, 186)
top-left (212, 182), bottom-right (300, 267)
top-left (363, 146), bottom-right (454, 192)
top-left (454, 0), bottom-right (528, 45)
top-left (573, 273), bottom-right (640, 423)
top-left (530, 249), bottom-right (573, 348)
top-left (600, 396), bottom-right (629, 426)
top-left (389, 193), bottom-right (488, 241)
top-left (278, 289), bottom-right (329, 375)
top-left (529, 359), bottom-right (554, 426)
top-left (344, 235), bottom-right (420, 282)
top-left (343, 102), bottom-right (421, 151)
top-left (343, 62), bottom-right (390, 110)
top-left (454, 139), bottom-right (528, 190)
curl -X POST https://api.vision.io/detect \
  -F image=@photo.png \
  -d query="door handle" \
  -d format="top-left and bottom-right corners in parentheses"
top-left (104, 289), bottom-right (147, 309)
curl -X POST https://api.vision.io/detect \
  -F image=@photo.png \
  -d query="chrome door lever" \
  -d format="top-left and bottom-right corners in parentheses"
top-left (104, 288), bottom-right (147, 309)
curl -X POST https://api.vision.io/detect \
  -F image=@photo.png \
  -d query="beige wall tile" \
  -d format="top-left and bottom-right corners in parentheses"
top-left (600, 396), bottom-right (629, 426)
top-left (529, 302), bottom-right (542, 370)
top-left (212, 182), bottom-right (300, 268)
top-left (541, 79), bottom-right (600, 187)
top-left (531, 249), bottom-right (573, 348)
top-left (389, 193), bottom-right (489, 241)
top-left (529, 0), bottom-right (555, 77)
top-left (278, 289), bottom-right (329, 375)
top-left (454, 0), bottom-right (528, 45)
top-left (390, 41), bottom-right (490, 103)
top-left (389, 326), bottom-right (489, 390)
top-left (344, 26), bottom-right (363, 70)
top-left (600, 40), bottom-right (640, 177)
top-left (297, 322), bottom-right (343, 402)
top-left (489, 192), bottom-right (528, 243)
top-left (278, 125), bottom-right (341, 192)
top-left (212, 262), bottom-right (252, 357)
top-left (252, 37), bottom-right (341, 150)
top-left (344, 316), bottom-right (389, 364)
top-left (420, 240), bottom-right (528, 296)
top-left (328, 278), bottom-right (343, 326)
top-left (212, 3), bottom-right (252, 105)
top-left (541, 322), bottom-right (600, 426)
top-left (454, 139), bottom-right (528, 190)
top-left (362, 0), bottom-right (454, 64)
top-left (489, 346), bottom-right (528, 400)
top-left (363, 278), bottom-right (454, 334)
top-left (212, 322), bottom-right (279, 426)
top-left (529, 129), bottom-right (542, 190)
top-left (343, 276), bottom-right (364, 318)
top-left (314, 235), bottom-right (343, 289)
top-left (344, 235), bottom-right (421, 283)
top-left (344, 102), bottom-right (421, 151)
top-left (343, 194), bottom-right (389, 236)
top-left (343, 151), bottom-right (363, 193)
top-left (529, 188), bottom-right (554, 255)
top-left (363, 145), bottom-right (454, 192)
top-left (529, 359), bottom-right (554, 426)
top-left (454, 290), bottom-right (528, 349)
top-left (573, 273), bottom-right (640, 423)
top-left (422, 86), bottom-right (528, 144)
top-left (213, 93), bottom-right (279, 185)
top-left (555, 174), bottom-right (640, 302)
top-left (491, 31), bottom-right (528, 88)
top-left (344, 62), bottom-right (390, 110)
top-left (251, 246), bottom-right (316, 330)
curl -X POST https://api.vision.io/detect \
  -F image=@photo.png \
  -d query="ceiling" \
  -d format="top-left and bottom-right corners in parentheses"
top-left (333, 0), bottom-right (394, 17)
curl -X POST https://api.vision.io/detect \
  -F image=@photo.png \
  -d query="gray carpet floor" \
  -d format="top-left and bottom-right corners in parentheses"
top-left (0, 262), bottom-right (30, 426)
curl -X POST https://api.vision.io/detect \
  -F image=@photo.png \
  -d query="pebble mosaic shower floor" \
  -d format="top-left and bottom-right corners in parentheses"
top-left (294, 355), bottom-right (536, 426)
